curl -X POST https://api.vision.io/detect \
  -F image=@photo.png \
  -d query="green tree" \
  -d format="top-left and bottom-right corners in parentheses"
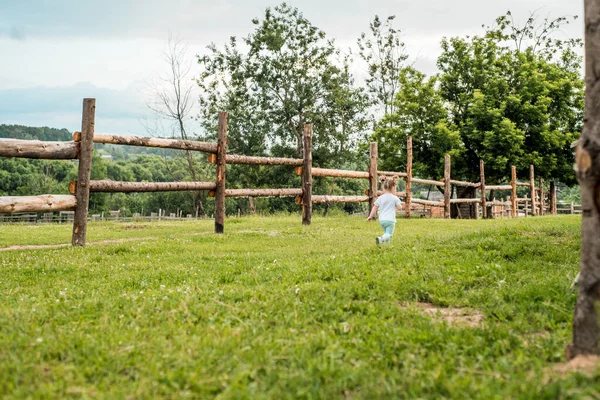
top-left (357, 15), bottom-right (408, 121)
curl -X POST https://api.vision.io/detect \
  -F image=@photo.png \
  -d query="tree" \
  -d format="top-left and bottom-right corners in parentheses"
top-left (569, 0), bottom-right (600, 359)
top-left (371, 67), bottom-right (462, 180)
top-left (436, 11), bottom-right (583, 184)
top-left (198, 3), bottom-right (369, 165)
top-left (357, 15), bottom-right (408, 121)
top-left (146, 36), bottom-right (211, 216)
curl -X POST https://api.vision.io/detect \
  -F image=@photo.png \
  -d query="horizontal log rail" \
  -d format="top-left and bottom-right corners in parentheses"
top-left (450, 198), bottom-right (481, 204)
top-left (485, 185), bottom-right (512, 191)
top-left (0, 195), bottom-right (77, 214)
top-left (295, 167), bottom-right (369, 179)
top-left (411, 198), bottom-right (444, 206)
top-left (488, 200), bottom-right (510, 206)
top-left (69, 180), bottom-right (217, 194)
top-left (208, 153), bottom-right (302, 166)
top-left (209, 188), bottom-right (302, 198)
top-left (375, 190), bottom-right (407, 197)
top-left (411, 178), bottom-right (445, 186)
top-left (450, 180), bottom-right (480, 188)
top-left (312, 195), bottom-right (369, 204)
top-left (516, 182), bottom-right (531, 187)
top-left (0, 138), bottom-right (79, 160)
top-left (75, 132), bottom-right (218, 154)
top-left (378, 170), bottom-right (408, 178)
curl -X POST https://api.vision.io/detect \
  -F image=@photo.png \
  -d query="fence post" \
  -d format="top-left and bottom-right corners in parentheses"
top-left (302, 124), bottom-right (313, 225)
top-left (550, 181), bottom-right (557, 215)
top-left (405, 136), bottom-right (413, 218)
top-left (215, 112), bottom-right (228, 233)
top-left (444, 155), bottom-right (451, 219)
top-left (529, 165), bottom-right (536, 216)
top-left (571, 201), bottom-right (575, 215)
top-left (510, 166), bottom-right (517, 217)
top-left (539, 177), bottom-right (545, 216)
top-left (368, 142), bottom-right (378, 213)
top-left (480, 160), bottom-right (486, 219)
top-left (72, 98), bottom-right (95, 246)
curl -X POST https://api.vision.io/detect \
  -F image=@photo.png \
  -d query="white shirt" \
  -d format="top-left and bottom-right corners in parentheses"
top-left (375, 193), bottom-right (402, 222)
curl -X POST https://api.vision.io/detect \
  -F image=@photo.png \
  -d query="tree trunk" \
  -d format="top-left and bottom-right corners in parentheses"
top-left (568, 0), bottom-right (600, 359)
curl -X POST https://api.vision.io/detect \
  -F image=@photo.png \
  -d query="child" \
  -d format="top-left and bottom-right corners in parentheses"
top-left (366, 176), bottom-right (403, 244)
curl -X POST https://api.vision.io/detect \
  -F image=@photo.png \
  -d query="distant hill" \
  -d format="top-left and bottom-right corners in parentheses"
top-left (0, 124), bottom-right (72, 141)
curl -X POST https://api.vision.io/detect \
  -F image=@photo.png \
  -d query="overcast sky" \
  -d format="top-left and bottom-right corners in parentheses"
top-left (0, 0), bottom-right (584, 136)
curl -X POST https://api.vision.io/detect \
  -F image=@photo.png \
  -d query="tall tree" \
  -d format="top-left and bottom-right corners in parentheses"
top-left (146, 36), bottom-right (210, 216)
top-left (569, 0), bottom-right (600, 359)
top-left (357, 15), bottom-right (408, 121)
top-left (198, 3), bottom-right (369, 166)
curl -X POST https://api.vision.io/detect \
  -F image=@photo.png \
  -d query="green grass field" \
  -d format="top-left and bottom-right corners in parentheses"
top-left (0, 215), bottom-right (595, 399)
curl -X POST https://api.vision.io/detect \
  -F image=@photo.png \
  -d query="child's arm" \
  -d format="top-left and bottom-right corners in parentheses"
top-left (366, 205), bottom-right (379, 222)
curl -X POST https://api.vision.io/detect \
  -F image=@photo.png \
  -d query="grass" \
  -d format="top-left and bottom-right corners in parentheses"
top-left (0, 215), bottom-right (595, 399)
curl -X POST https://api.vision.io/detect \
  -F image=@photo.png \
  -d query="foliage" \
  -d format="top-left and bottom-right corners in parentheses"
top-left (357, 15), bottom-right (408, 121)
top-left (198, 3), bottom-right (369, 166)
top-left (0, 124), bottom-right (71, 141)
top-left (0, 216), bottom-right (589, 398)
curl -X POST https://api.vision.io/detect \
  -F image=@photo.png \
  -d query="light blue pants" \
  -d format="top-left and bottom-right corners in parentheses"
top-left (379, 220), bottom-right (395, 243)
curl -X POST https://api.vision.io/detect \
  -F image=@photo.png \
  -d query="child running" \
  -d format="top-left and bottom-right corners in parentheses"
top-left (366, 176), bottom-right (403, 244)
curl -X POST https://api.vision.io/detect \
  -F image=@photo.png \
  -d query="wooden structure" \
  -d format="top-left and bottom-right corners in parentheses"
top-left (0, 99), bottom-right (569, 245)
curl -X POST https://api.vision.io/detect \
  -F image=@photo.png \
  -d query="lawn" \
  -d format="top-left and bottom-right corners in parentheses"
top-left (0, 215), bottom-right (594, 399)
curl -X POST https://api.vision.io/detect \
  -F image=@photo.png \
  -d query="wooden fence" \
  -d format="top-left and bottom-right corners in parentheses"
top-left (0, 98), bottom-right (577, 245)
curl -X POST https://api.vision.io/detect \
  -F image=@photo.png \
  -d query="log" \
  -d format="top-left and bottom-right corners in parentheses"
top-left (516, 182), bottom-right (531, 187)
top-left (412, 198), bottom-right (444, 206)
top-left (444, 155), bottom-right (451, 219)
top-left (82, 132), bottom-right (218, 154)
top-left (412, 178), bottom-right (445, 186)
top-left (225, 188), bottom-right (302, 197)
top-left (378, 170), bottom-right (408, 178)
top-left (374, 190), bottom-right (406, 197)
top-left (405, 136), bottom-right (413, 218)
top-left (511, 166), bottom-right (517, 217)
top-left (450, 179), bottom-right (480, 188)
top-left (215, 112), bottom-right (227, 234)
top-left (70, 180), bottom-right (217, 193)
top-left (302, 124), bottom-right (312, 225)
top-left (485, 185), bottom-right (512, 191)
top-left (208, 153), bottom-right (302, 166)
top-left (0, 139), bottom-right (79, 160)
top-left (312, 195), bottom-right (368, 204)
top-left (450, 198), bottom-right (481, 204)
top-left (311, 167), bottom-right (369, 179)
top-left (539, 177), bottom-right (545, 216)
top-left (368, 142), bottom-right (378, 211)
top-left (72, 98), bottom-right (95, 246)
top-left (550, 181), bottom-right (557, 215)
top-left (569, 0), bottom-right (600, 358)
top-left (480, 160), bottom-right (487, 218)
top-left (530, 165), bottom-right (537, 216)
top-left (0, 195), bottom-right (77, 214)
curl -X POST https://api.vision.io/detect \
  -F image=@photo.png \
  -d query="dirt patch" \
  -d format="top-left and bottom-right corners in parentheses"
top-left (400, 302), bottom-right (484, 328)
top-left (550, 355), bottom-right (600, 377)
top-left (0, 237), bottom-right (156, 252)
top-left (122, 225), bottom-right (146, 230)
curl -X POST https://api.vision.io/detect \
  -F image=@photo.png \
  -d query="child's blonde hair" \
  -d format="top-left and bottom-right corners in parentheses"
top-left (380, 175), bottom-right (398, 191)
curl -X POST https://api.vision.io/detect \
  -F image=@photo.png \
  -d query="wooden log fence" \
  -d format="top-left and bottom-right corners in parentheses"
top-left (0, 99), bottom-right (575, 247)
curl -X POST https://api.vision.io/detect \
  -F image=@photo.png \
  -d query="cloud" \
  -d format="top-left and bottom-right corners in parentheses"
top-left (0, 82), bottom-right (150, 134)
top-left (8, 26), bottom-right (25, 40)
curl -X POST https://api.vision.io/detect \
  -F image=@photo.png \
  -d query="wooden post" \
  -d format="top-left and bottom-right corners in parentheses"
top-left (480, 160), bottom-right (487, 219)
top-left (71, 98), bottom-right (95, 246)
top-left (529, 165), bottom-right (536, 216)
top-left (525, 199), bottom-right (529, 216)
top-left (569, 0), bottom-right (600, 358)
top-left (302, 124), bottom-right (313, 225)
top-left (368, 142), bottom-right (378, 212)
top-left (539, 177), bottom-right (545, 216)
top-left (550, 181), bottom-right (557, 215)
top-left (444, 155), bottom-right (451, 219)
top-left (215, 112), bottom-right (227, 233)
top-left (511, 165), bottom-right (517, 218)
top-left (405, 136), bottom-right (413, 219)
top-left (571, 201), bottom-right (575, 215)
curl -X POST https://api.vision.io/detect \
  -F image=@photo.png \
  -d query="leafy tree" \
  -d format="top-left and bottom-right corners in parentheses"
top-left (198, 3), bottom-right (369, 166)
top-left (357, 15), bottom-right (408, 120)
